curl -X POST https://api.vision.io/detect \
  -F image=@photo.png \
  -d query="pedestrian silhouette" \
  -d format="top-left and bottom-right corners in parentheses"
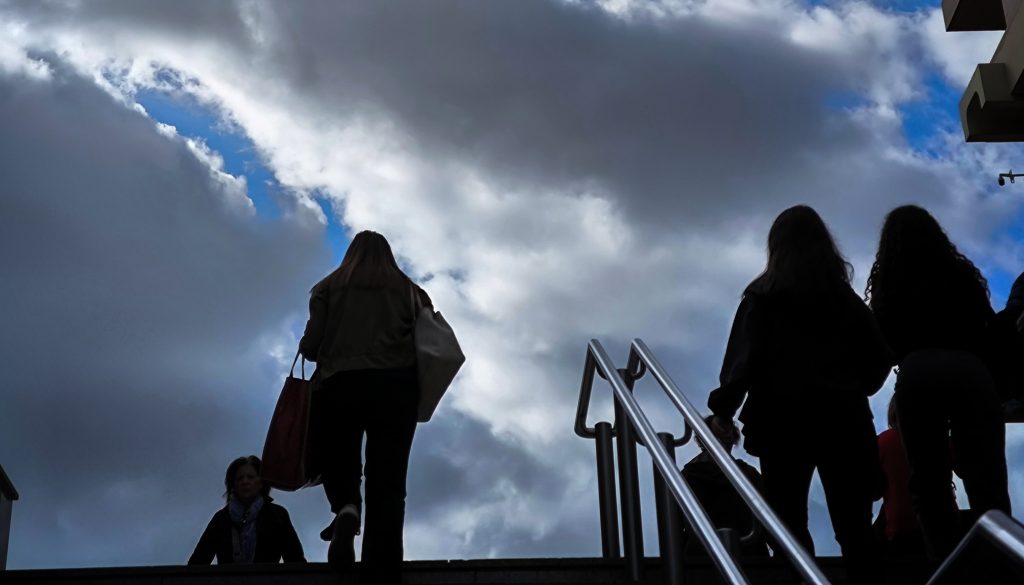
top-left (300, 230), bottom-right (430, 583)
top-left (681, 415), bottom-right (768, 557)
top-left (708, 205), bottom-right (891, 584)
top-left (865, 204), bottom-right (1011, 561)
top-left (874, 397), bottom-right (957, 557)
top-left (188, 455), bottom-right (305, 564)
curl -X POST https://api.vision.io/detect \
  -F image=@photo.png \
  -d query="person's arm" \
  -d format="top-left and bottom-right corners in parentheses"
top-left (708, 295), bottom-right (761, 420)
top-left (278, 507), bottom-right (306, 563)
top-left (299, 286), bottom-right (328, 362)
top-left (187, 515), bottom-right (220, 565)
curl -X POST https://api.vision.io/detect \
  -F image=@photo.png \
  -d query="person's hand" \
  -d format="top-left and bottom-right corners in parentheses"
top-left (709, 415), bottom-right (737, 439)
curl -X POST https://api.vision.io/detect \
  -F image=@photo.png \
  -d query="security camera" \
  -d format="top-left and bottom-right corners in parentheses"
top-left (1000, 176), bottom-right (1006, 186)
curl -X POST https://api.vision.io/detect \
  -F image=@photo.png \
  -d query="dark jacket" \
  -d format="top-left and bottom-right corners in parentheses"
top-left (299, 280), bottom-right (431, 381)
top-left (681, 452), bottom-right (768, 556)
top-left (708, 288), bottom-right (892, 456)
top-left (871, 270), bottom-right (993, 363)
top-left (188, 500), bottom-right (305, 565)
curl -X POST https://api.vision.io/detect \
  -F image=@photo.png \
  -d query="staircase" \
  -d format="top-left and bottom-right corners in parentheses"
top-left (3, 339), bottom-right (1023, 585)
top-left (1, 556), bottom-right (936, 585)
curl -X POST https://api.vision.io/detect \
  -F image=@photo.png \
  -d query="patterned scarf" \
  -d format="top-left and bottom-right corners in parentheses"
top-left (227, 495), bottom-right (264, 563)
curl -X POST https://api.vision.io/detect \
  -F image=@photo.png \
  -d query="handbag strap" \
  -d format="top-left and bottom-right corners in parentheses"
top-left (289, 350), bottom-right (306, 380)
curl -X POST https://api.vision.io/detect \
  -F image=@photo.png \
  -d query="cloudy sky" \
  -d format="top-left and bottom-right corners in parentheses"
top-left (2, 0), bottom-right (1023, 569)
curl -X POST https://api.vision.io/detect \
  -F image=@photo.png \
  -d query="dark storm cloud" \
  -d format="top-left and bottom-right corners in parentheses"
top-left (0, 0), bottom-right (253, 47)
top-left (0, 58), bottom-right (328, 567)
top-left (238, 1), bottom-right (962, 243)
top-left (3, 0), bottom-right (960, 240)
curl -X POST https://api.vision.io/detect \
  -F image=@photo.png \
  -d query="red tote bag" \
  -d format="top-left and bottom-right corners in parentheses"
top-left (261, 351), bottom-right (322, 491)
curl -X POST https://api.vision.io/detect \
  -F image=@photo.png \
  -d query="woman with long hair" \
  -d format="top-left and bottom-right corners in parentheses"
top-left (299, 230), bottom-right (430, 582)
top-left (708, 205), bottom-right (891, 583)
top-left (865, 205), bottom-right (1010, 560)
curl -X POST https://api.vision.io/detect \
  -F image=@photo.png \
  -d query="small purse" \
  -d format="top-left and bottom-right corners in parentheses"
top-left (411, 285), bottom-right (466, 422)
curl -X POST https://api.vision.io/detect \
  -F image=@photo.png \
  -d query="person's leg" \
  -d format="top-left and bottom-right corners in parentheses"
top-left (314, 371), bottom-right (367, 567)
top-left (949, 355), bottom-right (1011, 517)
top-left (895, 351), bottom-right (959, 560)
top-left (759, 449), bottom-right (816, 557)
top-left (360, 368), bottom-right (419, 583)
top-left (816, 421), bottom-right (882, 584)
top-left (315, 372), bottom-right (366, 517)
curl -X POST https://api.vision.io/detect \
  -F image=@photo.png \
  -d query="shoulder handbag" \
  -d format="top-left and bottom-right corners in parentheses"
top-left (261, 351), bottom-right (322, 490)
top-left (411, 285), bottom-right (466, 422)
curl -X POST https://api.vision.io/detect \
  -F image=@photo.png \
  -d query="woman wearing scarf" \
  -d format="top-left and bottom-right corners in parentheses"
top-left (189, 455), bottom-right (305, 564)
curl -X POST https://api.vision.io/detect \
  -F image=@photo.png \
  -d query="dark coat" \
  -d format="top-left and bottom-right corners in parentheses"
top-left (708, 288), bottom-right (892, 456)
top-left (188, 500), bottom-right (305, 565)
top-left (871, 266), bottom-right (993, 363)
top-left (299, 281), bottom-right (431, 382)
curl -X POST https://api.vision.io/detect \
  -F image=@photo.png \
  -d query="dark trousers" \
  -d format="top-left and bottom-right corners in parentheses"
top-left (895, 349), bottom-right (1010, 560)
top-left (759, 419), bottom-right (880, 584)
top-left (313, 367), bottom-right (419, 581)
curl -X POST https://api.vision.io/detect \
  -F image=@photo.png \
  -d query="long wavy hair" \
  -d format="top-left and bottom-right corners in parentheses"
top-left (746, 205), bottom-right (853, 296)
top-left (313, 230), bottom-right (412, 292)
top-left (864, 205), bottom-right (988, 311)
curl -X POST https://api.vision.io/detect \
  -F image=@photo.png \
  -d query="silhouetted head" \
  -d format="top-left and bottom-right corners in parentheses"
top-left (224, 455), bottom-right (269, 502)
top-left (746, 205), bottom-right (852, 296)
top-left (865, 205), bottom-right (988, 309)
top-left (697, 415), bottom-right (740, 453)
top-left (314, 230), bottom-right (411, 291)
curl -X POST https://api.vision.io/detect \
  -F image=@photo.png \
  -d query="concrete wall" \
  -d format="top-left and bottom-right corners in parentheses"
top-left (0, 495), bottom-right (11, 570)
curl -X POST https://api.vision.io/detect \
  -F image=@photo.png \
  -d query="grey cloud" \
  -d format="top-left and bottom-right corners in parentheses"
top-left (407, 413), bottom-right (596, 550)
top-left (250, 1), bottom-right (937, 231)
top-left (0, 58), bottom-right (328, 567)
top-left (0, 56), bottom-right (603, 567)
top-left (3, 0), bottom-right (964, 237)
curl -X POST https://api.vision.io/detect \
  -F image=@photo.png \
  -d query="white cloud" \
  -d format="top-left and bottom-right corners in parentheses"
top-left (921, 8), bottom-right (1002, 88)
top-left (3, 0), bottom-right (1024, 564)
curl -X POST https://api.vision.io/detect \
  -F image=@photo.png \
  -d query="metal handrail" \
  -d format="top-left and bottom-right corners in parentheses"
top-left (629, 338), bottom-right (830, 585)
top-left (586, 339), bottom-right (752, 584)
top-left (926, 510), bottom-right (1024, 585)
top-left (576, 354), bottom-right (691, 447)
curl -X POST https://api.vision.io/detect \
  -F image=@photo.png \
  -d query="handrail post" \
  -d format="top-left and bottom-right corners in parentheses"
top-left (595, 421), bottom-right (621, 559)
top-left (653, 432), bottom-right (686, 585)
top-left (615, 390), bottom-right (645, 581)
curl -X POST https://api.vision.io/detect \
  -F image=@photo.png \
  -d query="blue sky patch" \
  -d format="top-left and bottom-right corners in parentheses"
top-left (136, 89), bottom-right (281, 220)
top-left (136, 88), bottom-right (352, 265)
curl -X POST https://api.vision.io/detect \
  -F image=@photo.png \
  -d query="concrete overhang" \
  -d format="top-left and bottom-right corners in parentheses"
top-left (961, 63), bottom-right (1024, 141)
top-left (944, 0), bottom-right (1007, 30)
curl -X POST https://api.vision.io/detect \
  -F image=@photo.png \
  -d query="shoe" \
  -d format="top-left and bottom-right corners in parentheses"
top-left (328, 512), bottom-right (359, 569)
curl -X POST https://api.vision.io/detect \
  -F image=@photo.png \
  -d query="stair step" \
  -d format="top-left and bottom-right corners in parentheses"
top-left (0, 556), bottom-right (933, 585)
